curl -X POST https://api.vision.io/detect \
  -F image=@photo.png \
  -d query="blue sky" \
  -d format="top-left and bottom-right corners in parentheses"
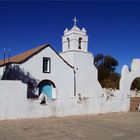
top-left (0, 1), bottom-right (140, 72)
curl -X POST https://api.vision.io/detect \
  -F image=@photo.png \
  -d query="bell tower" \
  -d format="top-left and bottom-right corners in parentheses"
top-left (60, 18), bottom-right (103, 98)
top-left (62, 17), bottom-right (88, 52)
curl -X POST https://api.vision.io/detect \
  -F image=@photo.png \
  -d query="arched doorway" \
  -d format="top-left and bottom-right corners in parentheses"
top-left (37, 80), bottom-right (56, 99)
top-left (130, 77), bottom-right (140, 111)
top-left (131, 77), bottom-right (140, 91)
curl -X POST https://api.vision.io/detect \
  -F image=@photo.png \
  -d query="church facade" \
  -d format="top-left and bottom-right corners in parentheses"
top-left (0, 19), bottom-right (130, 120)
top-left (0, 19), bottom-right (102, 99)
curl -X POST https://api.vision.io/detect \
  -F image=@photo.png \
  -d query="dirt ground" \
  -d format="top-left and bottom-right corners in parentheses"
top-left (0, 112), bottom-right (140, 140)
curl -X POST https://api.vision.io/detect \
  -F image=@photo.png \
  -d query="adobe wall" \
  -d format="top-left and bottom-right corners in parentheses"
top-left (0, 80), bottom-right (130, 120)
top-left (20, 46), bottom-right (75, 98)
top-left (0, 80), bottom-right (27, 120)
top-left (120, 59), bottom-right (140, 94)
top-left (60, 51), bottom-right (103, 98)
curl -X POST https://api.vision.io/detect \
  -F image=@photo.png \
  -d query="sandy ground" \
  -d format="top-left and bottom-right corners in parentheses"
top-left (0, 112), bottom-right (140, 140)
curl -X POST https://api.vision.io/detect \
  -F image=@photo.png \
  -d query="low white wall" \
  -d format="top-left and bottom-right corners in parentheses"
top-left (56, 93), bottom-right (130, 117)
top-left (0, 80), bottom-right (60, 120)
top-left (0, 81), bottom-right (130, 120)
top-left (0, 80), bottom-right (27, 120)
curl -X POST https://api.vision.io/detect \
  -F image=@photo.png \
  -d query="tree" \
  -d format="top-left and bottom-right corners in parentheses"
top-left (94, 54), bottom-right (120, 89)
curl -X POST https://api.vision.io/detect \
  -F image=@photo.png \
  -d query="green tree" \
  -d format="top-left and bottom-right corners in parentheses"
top-left (94, 54), bottom-right (120, 89)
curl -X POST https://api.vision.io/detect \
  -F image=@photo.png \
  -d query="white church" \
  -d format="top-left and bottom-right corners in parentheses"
top-left (0, 17), bottom-right (102, 99)
top-left (0, 18), bottom-right (137, 120)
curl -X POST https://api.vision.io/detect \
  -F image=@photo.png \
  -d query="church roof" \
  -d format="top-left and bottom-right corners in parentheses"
top-left (0, 44), bottom-right (48, 67)
top-left (0, 44), bottom-right (74, 68)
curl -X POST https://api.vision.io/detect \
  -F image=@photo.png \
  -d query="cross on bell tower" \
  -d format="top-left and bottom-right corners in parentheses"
top-left (73, 17), bottom-right (78, 27)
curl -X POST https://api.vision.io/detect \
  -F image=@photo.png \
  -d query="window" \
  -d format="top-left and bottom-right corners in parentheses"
top-left (67, 38), bottom-right (70, 49)
top-left (43, 57), bottom-right (51, 73)
top-left (78, 37), bottom-right (82, 49)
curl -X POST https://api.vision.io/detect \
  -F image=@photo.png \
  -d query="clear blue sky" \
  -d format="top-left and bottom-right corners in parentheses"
top-left (0, 1), bottom-right (140, 73)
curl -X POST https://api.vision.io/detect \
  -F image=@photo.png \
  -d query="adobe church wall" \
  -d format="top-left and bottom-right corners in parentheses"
top-left (1, 64), bottom-right (38, 98)
top-left (20, 47), bottom-right (75, 98)
top-left (60, 51), bottom-right (103, 98)
top-left (1, 46), bottom-right (75, 99)
top-left (73, 51), bottom-right (103, 97)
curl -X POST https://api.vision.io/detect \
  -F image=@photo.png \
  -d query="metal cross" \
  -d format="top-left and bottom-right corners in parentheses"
top-left (73, 17), bottom-right (78, 27)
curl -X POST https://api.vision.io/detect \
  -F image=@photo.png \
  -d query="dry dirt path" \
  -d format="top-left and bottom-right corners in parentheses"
top-left (0, 112), bottom-right (140, 140)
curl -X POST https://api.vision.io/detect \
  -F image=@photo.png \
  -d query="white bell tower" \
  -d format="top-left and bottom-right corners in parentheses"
top-left (60, 18), bottom-right (103, 98)
top-left (62, 17), bottom-right (88, 52)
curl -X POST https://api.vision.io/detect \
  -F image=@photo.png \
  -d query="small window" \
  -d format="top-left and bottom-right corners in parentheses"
top-left (67, 38), bottom-right (70, 49)
top-left (43, 57), bottom-right (51, 73)
top-left (79, 37), bottom-right (82, 49)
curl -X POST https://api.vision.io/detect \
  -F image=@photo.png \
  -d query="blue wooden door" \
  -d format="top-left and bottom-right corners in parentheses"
top-left (41, 83), bottom-right (52, 99)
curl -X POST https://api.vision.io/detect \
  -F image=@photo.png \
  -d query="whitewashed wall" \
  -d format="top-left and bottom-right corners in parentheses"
top-left (60, 51), bottom-right (103, 97)
top-left (19, 46), bottom-right (75, 98)
top-left (0, 80), bottom-right (130, 120)
top-left (0, 81), bottom-right (27, 120)
top-left (0, 80), bottom-right (60, 120)
top-left (120, 59), bottom-right (140, 94)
